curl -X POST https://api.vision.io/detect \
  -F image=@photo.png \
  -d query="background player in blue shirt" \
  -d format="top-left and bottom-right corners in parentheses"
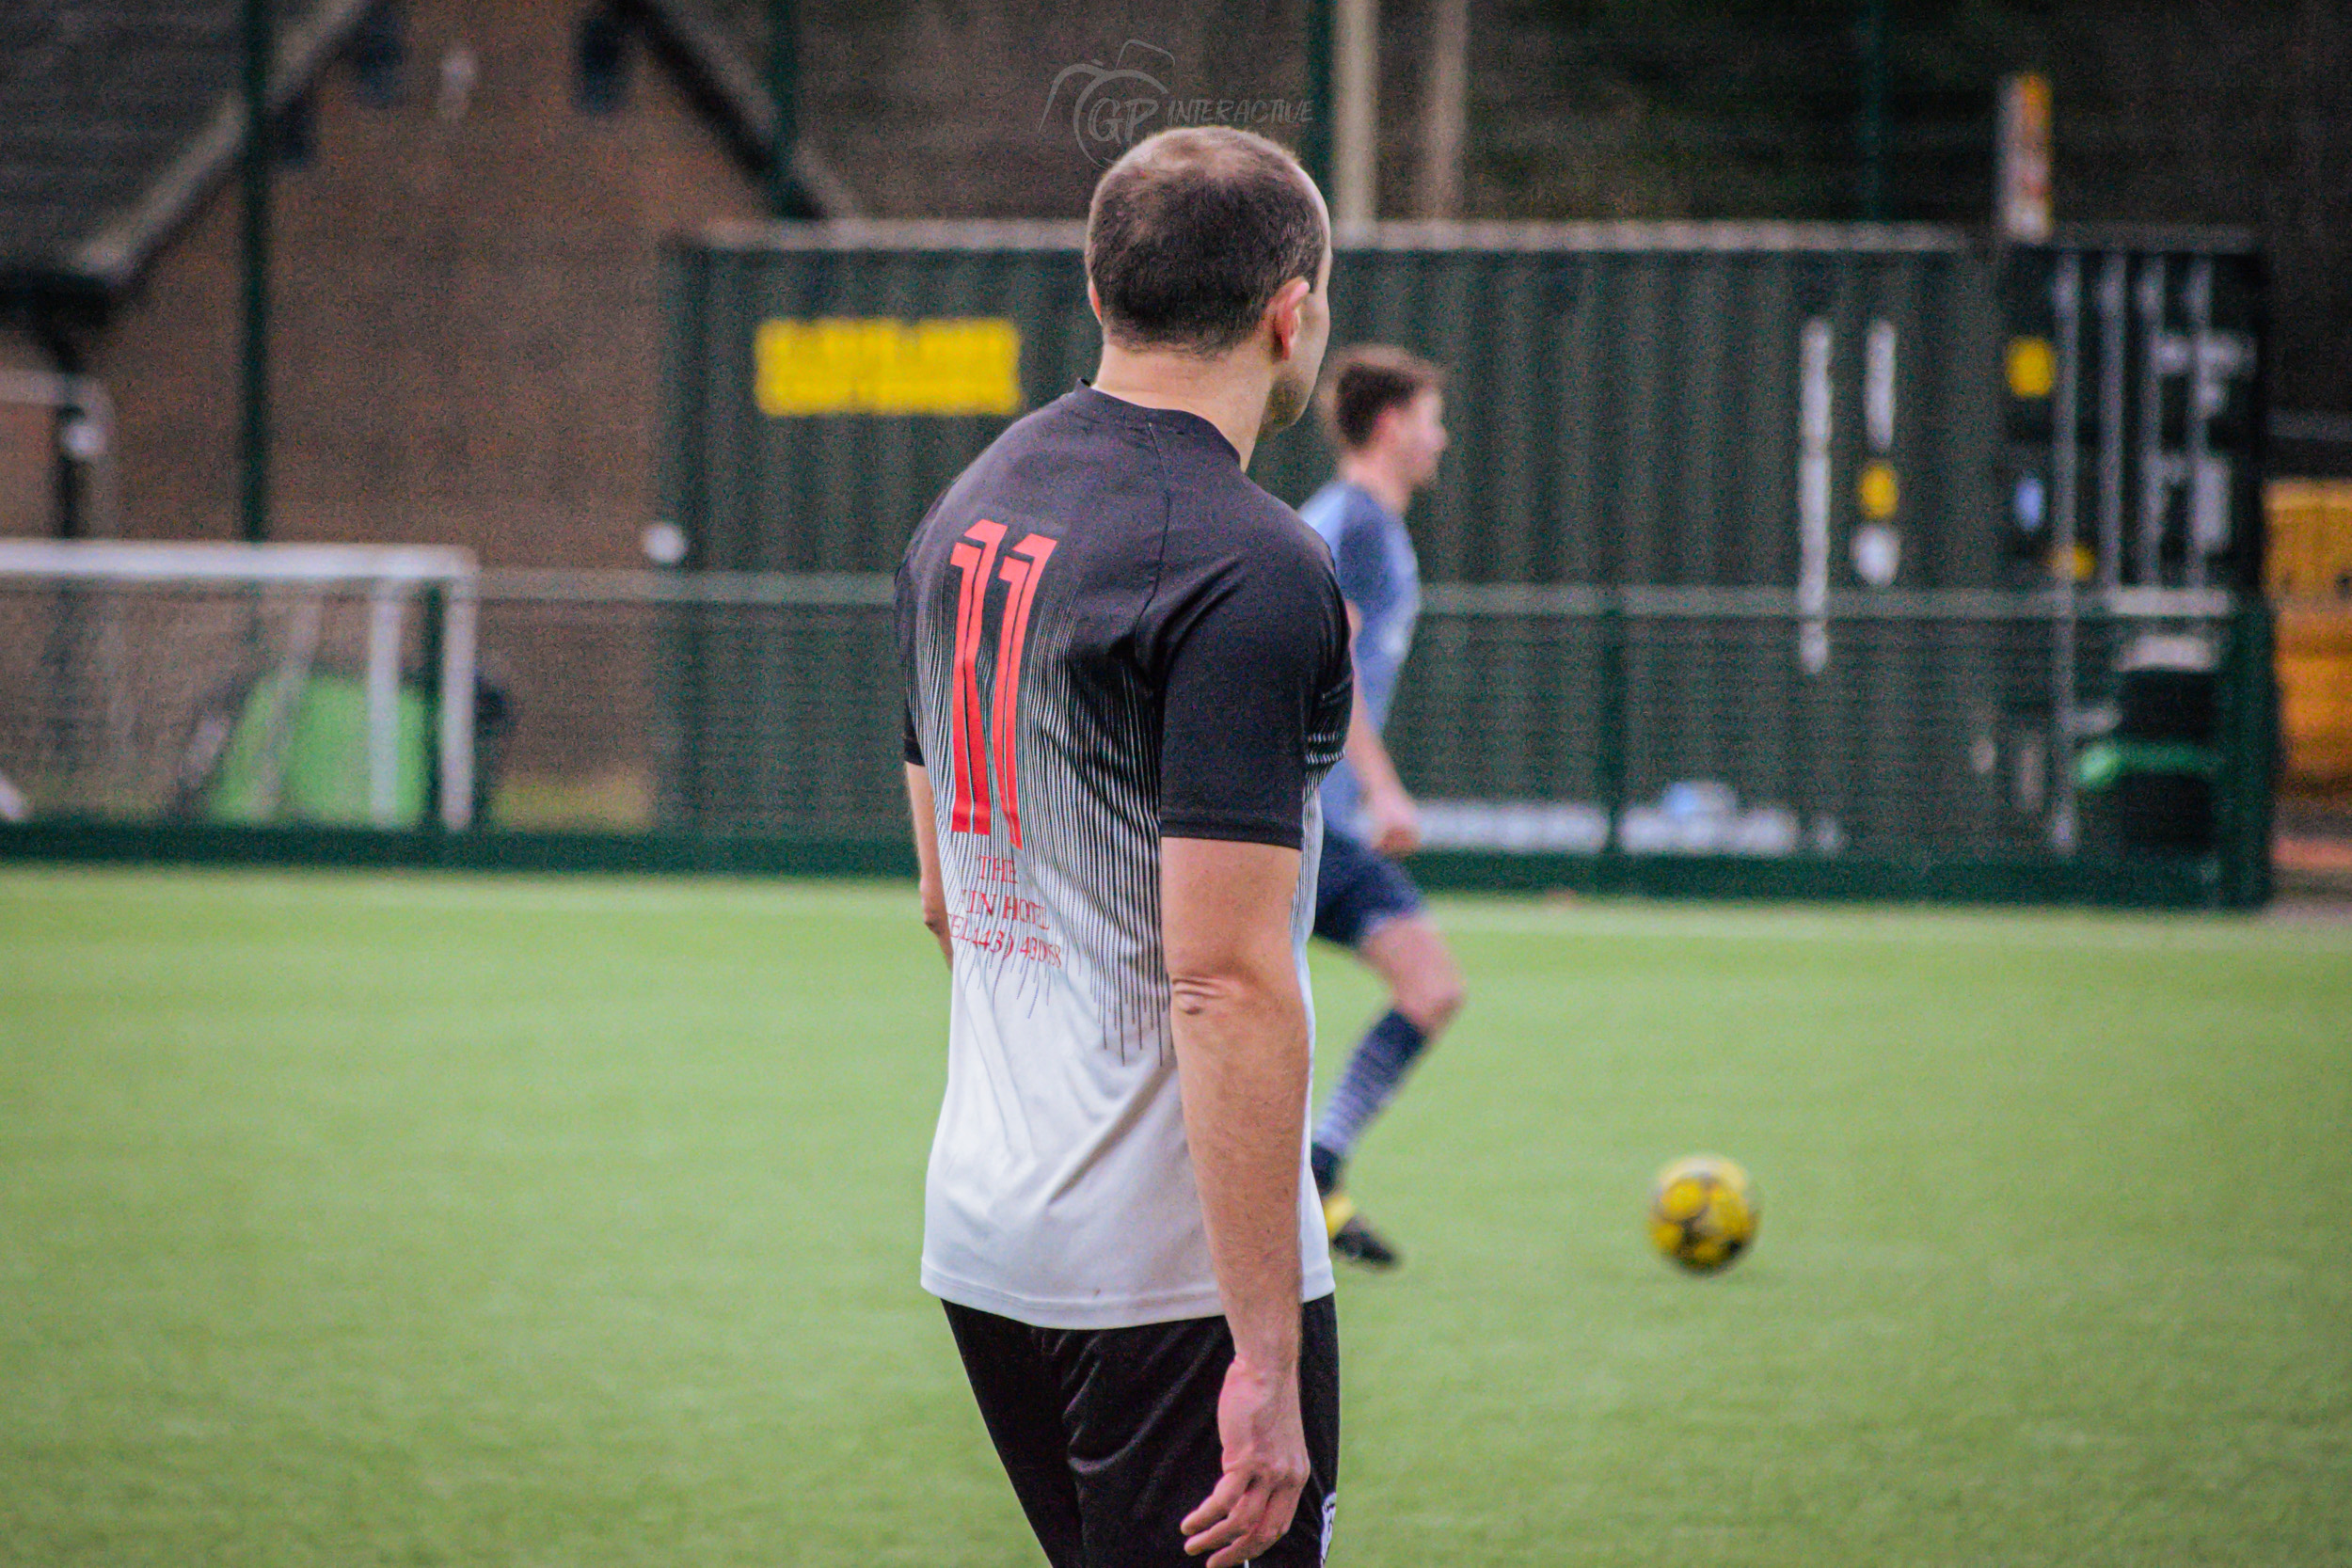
top-left (1299, 346), bottom-right (1469, 1270)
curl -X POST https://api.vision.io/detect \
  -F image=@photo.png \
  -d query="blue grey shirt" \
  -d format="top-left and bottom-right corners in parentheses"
top-left (1300, 479), bottom-right (1422, 840)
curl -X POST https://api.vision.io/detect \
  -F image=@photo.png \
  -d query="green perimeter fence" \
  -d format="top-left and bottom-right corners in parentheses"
top-left (0, 570), bottom-right (2273, 908)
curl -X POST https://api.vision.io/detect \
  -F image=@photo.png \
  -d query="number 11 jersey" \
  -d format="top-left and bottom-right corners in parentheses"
top-left (895, 383), bottom-right (1352, 1330)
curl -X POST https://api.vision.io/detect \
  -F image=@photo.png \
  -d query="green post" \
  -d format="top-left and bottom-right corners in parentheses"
top-left (767, 0), bottom-right (803, 217)
top-left (1596, 590), bottom-right (1628, 874)
top-left (2217, 598), bottom-right (2276, 909)
top-left (240, 0), bottom-right (272, 543)
top-left (1301, 0), bottom-right (1334, 196)
top-left (1859, 0), bottom-right (1886, 221)
top-left (418, 585), bottom-right (445, 836)
top-left (659, 247), bottom-right (713, 833)
top-left (679, 599), bottom-right (710, 834)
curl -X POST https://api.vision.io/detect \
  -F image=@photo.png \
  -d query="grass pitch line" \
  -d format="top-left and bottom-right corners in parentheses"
top-left (0, 865), bottom-right (924, 923)
top-left (1431, 897), bottom-right (2352, 957)
top-left (7, 864), bottom-right (2347, 960)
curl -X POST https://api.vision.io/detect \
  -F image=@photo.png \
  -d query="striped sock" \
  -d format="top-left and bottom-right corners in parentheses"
top-left (1312, 1009), bottom-right (1429, 1178)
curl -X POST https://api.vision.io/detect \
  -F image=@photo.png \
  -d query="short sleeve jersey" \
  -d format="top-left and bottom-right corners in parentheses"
top-left (895, 385), bottom-right (1353, 1330)
top-left (1299, 479), bottom-right (1422, 839)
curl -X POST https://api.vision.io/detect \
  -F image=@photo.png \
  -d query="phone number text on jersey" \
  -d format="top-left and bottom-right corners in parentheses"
top-left (948, 914), bottom-right (1064, 968)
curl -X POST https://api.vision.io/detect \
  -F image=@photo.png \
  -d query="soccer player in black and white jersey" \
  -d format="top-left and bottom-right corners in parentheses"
top-left (896, 128), bottom-right (1351, 1567)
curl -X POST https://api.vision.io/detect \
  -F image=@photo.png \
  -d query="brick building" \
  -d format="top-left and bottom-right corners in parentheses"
top-left (0, 2), bottom-right (1352, 567)
top-left (0, 0), bottom-right (850, 565)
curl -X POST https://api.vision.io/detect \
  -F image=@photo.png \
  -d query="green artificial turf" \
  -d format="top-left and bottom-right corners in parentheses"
top-left (3, 866), bottom-right (2347, 1566)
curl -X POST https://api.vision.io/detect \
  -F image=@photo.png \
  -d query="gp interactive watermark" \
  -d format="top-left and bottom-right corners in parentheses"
top-left (1042, 40), bottom-right (1312, 167)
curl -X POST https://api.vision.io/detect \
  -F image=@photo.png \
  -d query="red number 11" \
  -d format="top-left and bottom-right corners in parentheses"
top-left (946, 520), bottom-right (1057, 846)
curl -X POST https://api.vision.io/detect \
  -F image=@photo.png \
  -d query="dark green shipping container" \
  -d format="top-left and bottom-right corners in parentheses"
top-left (664, 220), bottom-right (2260, 593)
top-left (658, 221), bottom-right (2267, 893)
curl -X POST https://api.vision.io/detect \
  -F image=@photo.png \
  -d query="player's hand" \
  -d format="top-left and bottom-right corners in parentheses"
top-left (1181, 1352), bottom-right (1309, 1566)
top-left (1366, 784), bottom-right (1422, 857)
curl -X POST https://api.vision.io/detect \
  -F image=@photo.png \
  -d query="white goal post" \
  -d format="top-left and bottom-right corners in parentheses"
top-left (0, 540), bottom-right (480, 831)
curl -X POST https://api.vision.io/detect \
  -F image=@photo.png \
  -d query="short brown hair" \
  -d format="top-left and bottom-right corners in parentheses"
top-left (1086, 128), bottom-right (1327, 356)
top-left (1320, 344), bottom-right (1445, 451)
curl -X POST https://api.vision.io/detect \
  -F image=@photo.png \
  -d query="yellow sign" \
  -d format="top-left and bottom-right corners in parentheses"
top-left (755, 317), bottom-right (1023, 416)
top-left (2007, 337), bottom-right (2055, 399)
top-left (2267, 479), bottom-right (2352, 602)
top-left (1857, 461), bottom-right (1899, 520)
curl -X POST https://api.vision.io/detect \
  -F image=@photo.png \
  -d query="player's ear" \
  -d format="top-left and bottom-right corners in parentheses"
top-left (1264, 277), bottom-right (1312, 360)
top-left (1086, 277), bottom-right (1104, 326)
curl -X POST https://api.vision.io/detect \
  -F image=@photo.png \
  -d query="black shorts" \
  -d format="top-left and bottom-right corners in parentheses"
top-left (943, 1294), bottom-right (1340, 1568)
top-left (1312, 827), bottom-right (1424, 950)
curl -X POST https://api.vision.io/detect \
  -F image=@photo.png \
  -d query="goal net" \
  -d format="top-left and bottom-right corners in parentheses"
top-left (0, 541), bottom-right (479, 831)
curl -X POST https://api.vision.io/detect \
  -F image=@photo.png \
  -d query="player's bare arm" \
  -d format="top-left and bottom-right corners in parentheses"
top-left (1339, 600), bottom-right (1421, 857)
top-left (1162, 834), bottom-right (1313, 1566)
top-left (903, 764), bottom-right (951, 966)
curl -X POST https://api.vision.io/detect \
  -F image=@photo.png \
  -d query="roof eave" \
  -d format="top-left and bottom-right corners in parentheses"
top-left (68, 0), bottom-right (380, 293)
top-left (632, 0), bottom-right (860, 218)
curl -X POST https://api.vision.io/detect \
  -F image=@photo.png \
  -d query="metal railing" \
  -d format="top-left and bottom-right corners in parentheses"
top-left (0, 569), bottom-right (2275, 905)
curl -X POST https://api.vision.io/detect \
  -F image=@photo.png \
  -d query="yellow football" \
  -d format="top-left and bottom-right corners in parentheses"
top-left (1648, 1154), bottom-right (1760, 1274)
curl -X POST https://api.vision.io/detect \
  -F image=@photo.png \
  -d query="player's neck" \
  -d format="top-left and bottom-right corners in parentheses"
top-left (1338, 454), bottom-right (1414, 519)
top-left (1089, 345), bottom-right (1273, 469)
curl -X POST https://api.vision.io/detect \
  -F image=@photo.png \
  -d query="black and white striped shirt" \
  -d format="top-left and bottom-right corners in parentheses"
top-left (897, 384), bottom-right (1351, 1329)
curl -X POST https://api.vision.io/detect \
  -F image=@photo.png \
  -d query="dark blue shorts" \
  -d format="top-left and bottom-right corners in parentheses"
top-left (1313, 826), bottom-right (1424, 949)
